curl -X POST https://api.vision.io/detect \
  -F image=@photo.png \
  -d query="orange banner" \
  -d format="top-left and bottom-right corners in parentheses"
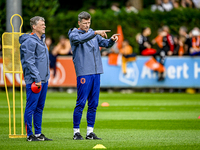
top-left (145, 57), bottom-right (165, 73)
top-left (0, 56), bottom-right (77, 87)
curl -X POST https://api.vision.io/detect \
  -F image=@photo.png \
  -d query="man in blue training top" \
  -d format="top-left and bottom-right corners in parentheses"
top-left (68, 11), bottom-right (119, 140)
top-left (19, 16), bottom-right (52, 141)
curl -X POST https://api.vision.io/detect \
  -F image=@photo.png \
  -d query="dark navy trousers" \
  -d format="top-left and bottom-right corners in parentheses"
top-left (24, 81), bottom-right (48, 136)
top-left (73, 74), bottom-right (100, 128)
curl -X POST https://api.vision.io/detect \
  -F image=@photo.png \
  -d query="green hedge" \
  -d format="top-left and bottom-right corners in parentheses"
top-left (1, 6), bottom-right (200, 54)
top-left (0, 0), bottom-right (6, 37)
top-left (44, 8), bottom-right (200, 54)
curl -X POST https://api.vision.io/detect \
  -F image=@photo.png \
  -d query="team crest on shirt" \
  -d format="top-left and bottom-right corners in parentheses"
top-left (80, 78), bottom-right (86, 84)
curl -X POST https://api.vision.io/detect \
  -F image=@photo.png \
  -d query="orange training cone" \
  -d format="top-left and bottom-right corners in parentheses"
top-left (101, 102), bottom-right (109, 107)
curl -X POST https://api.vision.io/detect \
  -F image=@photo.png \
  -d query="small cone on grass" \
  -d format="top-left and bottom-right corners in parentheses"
top-left (101, 102), bottom-right (109, 107)
top-left (93, 144), bottom-right (106, 149)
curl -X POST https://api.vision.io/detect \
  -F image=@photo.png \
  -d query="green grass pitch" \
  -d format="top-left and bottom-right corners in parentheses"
top-left (0, 91), bottom-right (200, 150)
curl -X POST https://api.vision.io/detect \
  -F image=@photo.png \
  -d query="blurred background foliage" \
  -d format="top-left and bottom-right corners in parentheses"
top-left (0, 0), bottom-right (6, 35)
top-left (0, 0), bottom-right (200, 53)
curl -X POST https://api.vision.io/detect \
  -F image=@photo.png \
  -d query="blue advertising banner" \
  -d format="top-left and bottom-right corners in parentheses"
top-left (101, 56), bottom-right (200, 88)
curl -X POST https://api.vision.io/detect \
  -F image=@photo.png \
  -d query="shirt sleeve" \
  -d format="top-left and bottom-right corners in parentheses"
top-left (96, 35), bottom-right (115, 48)
top-left (21, 40), bottom-right (41, 83)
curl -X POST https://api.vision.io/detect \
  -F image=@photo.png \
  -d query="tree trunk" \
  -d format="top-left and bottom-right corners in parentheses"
top-left (128, 0), bottom-right (143, 10)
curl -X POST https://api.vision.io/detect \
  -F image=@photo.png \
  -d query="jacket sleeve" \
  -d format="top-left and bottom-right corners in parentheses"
top-left (21, 39), bottom-right (41, 83)
top-left (96, 35), bottom-right (115, 48)
top-left (69, 30), bottom-right (96, 45)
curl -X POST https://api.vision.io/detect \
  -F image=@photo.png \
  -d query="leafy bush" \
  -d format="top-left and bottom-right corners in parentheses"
top-left (36, 8), bottom-right (200, 53)
top-left (0, 0), bottom-right (6, 38)
top-left (1, 3), bottom-right (200, 54)
top-left (83, 8), bottom-right (200, 53)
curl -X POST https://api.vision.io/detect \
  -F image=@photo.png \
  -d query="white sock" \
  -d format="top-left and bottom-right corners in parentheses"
top-left (87, 126), bottom-right (94, 136)
top-left (73, 128), bottom-right (80, 135)
top-left (35, 134), bottom-right (41, 137)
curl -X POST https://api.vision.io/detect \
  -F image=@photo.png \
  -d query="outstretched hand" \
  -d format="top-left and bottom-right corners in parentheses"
top-left (95, 30), bottom-right (111, 38)
top-left (111, 34), bottom-right (120, 42)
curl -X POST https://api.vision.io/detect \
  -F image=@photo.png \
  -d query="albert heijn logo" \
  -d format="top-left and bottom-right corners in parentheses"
top-left (119, 62), bottom-right (139, 86)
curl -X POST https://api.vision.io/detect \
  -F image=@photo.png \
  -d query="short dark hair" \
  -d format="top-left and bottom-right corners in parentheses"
top-left (59, 35), bottom-right (66, 41)
top-left (124, 39), bottom-right (130, 44)
top-left (78, 11), bottom-right (91, 22)
top-left (142, 27), bottom-right (149, 33)
top-left (162, 25), bottom-right (169, 31)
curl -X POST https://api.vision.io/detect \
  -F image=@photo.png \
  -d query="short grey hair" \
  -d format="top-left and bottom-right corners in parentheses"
top-left (30, 16), bottom-right (45, 30)
top-left (78, 11), bottom-right (91, 22)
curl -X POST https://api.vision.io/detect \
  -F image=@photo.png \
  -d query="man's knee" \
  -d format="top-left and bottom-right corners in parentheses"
top-left (75, 100), bottom-right (86, 111)
top-left (35, 106), bottom-right (44, 113)
top-left (88, 100), bottom-right (99, 110)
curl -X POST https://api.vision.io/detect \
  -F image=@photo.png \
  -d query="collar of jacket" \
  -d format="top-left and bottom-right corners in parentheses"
top-left (78, 28), bottom-right (86, 34)
top-left (78, 28), bottom-right (93, 34)
top-left (30, 33), bottom-right (46, 44)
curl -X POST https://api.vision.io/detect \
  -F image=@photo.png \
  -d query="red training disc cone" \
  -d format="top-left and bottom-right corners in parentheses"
top-left (31, 82), bottom-right (42, 93)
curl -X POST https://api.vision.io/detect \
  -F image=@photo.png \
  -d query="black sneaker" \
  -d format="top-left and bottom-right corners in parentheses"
top-left (73, 132), bottom-right (84, 140)
top-left (37, 134), bottom-right (52, 141)
top-left (27, 134), bottom-right (40, 141)
top-left (86, 132), bottom-right (102, 140)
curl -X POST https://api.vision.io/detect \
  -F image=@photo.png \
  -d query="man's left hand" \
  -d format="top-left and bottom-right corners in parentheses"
top-left (35, 81), bottom-right (42, 87)
top-left (111, 34), bottom-right (120, 42)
